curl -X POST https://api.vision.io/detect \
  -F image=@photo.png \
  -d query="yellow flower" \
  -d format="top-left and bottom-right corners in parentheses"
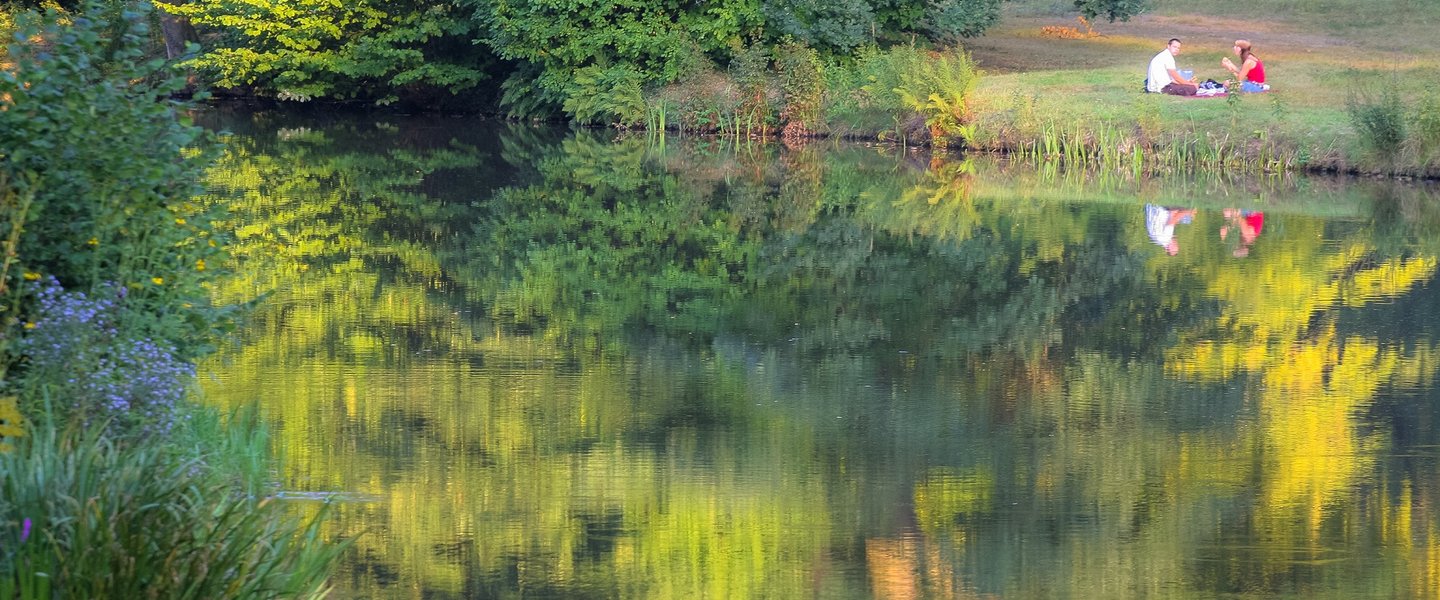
top-left (23, 322), bottom-right (35, 329)
top-left (175, 218), bottom-right (186, 225)
top-left (151, 277), bottom-right (164, 285)
top-left (208, 240), bottom-right (217, 247)
top-left (87, 237), bottom-right (99, 246)
top-left (22, 272), bottom-right (39, 281)
top-left (195, 259), bottom-right (206, 271)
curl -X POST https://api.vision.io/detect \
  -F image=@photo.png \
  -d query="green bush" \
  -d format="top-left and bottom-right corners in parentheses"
top-left (827, 45), bottom-right (980, 146)
top-left (563, 65), bottom-right (647, 127)
top-left (1347, 87), bottom-right (1408, 161)
top-left (0, 422), bottom-right (346, 599)
top-left (164, 0), bottom-right (491, 105)
top-left (823, 45), bottom-right (901, 135)
top-left (1414, 87), bottom-right (1440, 161)
top-left (730, 44), bottom-right (776, 136)
top-left (0, 1), bottom-right (230, 362)
top-left (889, 46), bottom-right (979, 147)
top-left (775, 42), bottom-right (825, 137)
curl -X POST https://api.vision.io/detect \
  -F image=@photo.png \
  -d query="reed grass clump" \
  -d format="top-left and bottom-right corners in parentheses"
top-left (1348, 88), bottom-right (1408, 161)
top-left (1001, 116), bottom-right (1299, 176)
top-left (0, 419), bottom-right (346, 600)
top-left (1412, 87), bottom-right (1440, 164)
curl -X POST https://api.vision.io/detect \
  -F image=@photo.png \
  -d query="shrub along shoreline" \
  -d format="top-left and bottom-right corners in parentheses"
top-left (1, 3), bottom-right (347, 597)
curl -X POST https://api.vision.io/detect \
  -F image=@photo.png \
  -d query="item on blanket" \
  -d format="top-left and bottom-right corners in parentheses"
top-left (1198, 79), bottom-right (1224, 91)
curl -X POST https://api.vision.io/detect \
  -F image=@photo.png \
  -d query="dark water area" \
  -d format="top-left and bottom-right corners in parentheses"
top-left (196, 105), bottom-right (1440, 599)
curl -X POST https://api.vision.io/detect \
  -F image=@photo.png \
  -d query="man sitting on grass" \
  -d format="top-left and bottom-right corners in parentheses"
top-left (1147, 38), bottom-right (1198, 95)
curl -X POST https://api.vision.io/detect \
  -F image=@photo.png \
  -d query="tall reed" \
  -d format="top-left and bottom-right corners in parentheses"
top-left (1002, 118), bottom-right (1297, 176)
top-left (0, 413), bottom-right (348, 599)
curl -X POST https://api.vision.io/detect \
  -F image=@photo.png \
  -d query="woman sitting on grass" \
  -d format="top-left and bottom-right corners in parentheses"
top-left (1221, 39), bottom-right (1269, 92)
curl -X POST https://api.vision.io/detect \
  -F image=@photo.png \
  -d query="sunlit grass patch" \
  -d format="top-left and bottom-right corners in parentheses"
top-left (964, 1), bottom-right (1440, 176)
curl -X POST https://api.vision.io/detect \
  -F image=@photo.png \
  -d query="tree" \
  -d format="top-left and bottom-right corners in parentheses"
top-left (161, 0), bottom-right (493, 105)
top-left (1073, 0), bottom-right (1148, 22)
top-left (464, 0), bottom-right (763, 116)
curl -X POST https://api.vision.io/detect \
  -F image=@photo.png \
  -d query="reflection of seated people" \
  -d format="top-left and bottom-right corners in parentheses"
top-left (1220, 208), bottom-right (1264, 257)
top-left (1145, 204), bottom-right (1197, 255)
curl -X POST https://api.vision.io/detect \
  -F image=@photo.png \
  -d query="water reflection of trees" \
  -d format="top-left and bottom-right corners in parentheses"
top-left (199, 118), bottom-right (1440, 599)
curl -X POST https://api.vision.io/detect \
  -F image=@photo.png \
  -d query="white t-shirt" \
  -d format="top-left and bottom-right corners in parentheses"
top-left (1147, 49), bottom-right (1175, 92)
top-left (1145, 204), bottom-right (1176, 246)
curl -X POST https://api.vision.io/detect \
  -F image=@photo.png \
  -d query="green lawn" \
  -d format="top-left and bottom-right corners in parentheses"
top-left (962, 0), bottom-right (1440, 176)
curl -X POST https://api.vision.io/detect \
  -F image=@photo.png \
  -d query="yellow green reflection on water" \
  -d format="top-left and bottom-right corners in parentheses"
top-left (199, 108), bottom-right (1440, 599)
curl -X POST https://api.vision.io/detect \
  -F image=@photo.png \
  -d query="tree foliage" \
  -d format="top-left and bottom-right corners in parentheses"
top-left (1073, 0), bottom-right (1148, 22)
top-left (161, 0), bottom-right (492, 105)
top-left (464, 0), bottom-right (762, 115)
top-left (0, 1), bottom-right (228, 358)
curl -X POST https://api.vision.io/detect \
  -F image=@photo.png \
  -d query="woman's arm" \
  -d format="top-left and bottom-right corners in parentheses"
top-left (1221, 57), bottom-right (1257, 80)
top-left (1237, 57), bottom-right (1257, 81)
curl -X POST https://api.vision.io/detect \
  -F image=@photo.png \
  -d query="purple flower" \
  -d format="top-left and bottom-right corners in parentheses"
top-left (14, 279), bottom-right (193, 435)
top-left (20, 518), bottom-right (31, 543)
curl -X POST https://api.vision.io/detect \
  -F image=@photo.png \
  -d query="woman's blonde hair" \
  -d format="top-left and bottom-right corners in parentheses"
top-left (1234, 39), bottom-right (1255, 64)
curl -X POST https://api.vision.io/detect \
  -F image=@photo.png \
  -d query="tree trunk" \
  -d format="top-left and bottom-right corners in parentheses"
top-left (155, 0), bottom-right (200, 94)
top-left (156, 9), bottom-right (198, 59)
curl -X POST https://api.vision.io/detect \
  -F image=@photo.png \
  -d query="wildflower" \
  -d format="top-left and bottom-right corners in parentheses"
top-left (195, 259), bottom-right (205, 271)
top-left (19, 279), bottom-right (192, 436)
top-left (23, 272), bottom-right (39, 281)
top-left (174, 218), bottom-right (186, 225)
top-left (23, 322), bottom-right (35, 329)
top-left (20, 518), bottom-right (30, 542)
top-left (87, 237), bottom-right (99, 246)
top-left (151, 277), bottom-right (163, 285)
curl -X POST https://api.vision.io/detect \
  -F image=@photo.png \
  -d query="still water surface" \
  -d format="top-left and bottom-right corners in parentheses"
top-left (197, 107), bottom-right (1440, 599)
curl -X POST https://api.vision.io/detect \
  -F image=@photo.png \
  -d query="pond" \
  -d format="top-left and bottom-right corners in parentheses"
top-left (197, 106), bottom-right (1440, 599)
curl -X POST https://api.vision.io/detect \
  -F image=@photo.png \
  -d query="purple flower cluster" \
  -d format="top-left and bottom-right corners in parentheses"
top-left (17, 277), bottom-right (194, 434)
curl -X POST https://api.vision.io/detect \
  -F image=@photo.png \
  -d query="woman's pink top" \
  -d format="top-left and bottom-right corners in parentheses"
top-left (1246, 58), bottom-right (1266, 83)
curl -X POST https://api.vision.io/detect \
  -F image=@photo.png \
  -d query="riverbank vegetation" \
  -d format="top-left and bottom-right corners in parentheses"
top-left (6, 0), bottom-right (1438, 177)
top-left (1, 3), bottom-right (345, 596)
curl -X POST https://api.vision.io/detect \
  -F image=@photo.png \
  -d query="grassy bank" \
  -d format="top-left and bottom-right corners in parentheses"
top-left (638, 0), bottom-right (1440, 178)
top-left (962, 0), bottom-right (1440, 177)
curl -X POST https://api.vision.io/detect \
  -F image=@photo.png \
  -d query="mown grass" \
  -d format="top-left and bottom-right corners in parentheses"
top-left (964, 0), bottom-right (1440, 176)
